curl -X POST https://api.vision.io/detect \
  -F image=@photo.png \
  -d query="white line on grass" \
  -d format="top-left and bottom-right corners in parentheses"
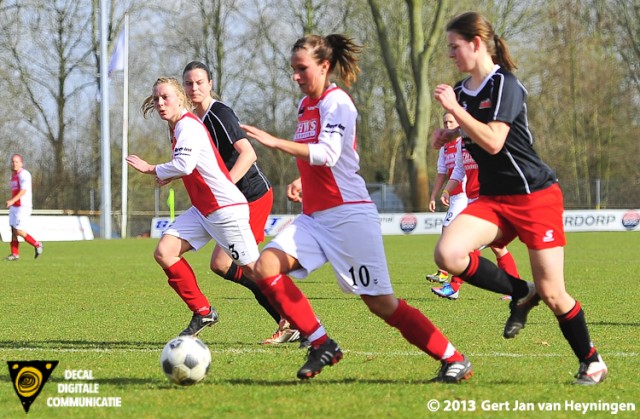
top-left (0, 347), bottom-right (636, 358)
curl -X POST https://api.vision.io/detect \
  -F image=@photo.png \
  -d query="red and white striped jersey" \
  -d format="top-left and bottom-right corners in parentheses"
top-left (437, 138), bottom-right (464, 196)
top-left (155, 110), bottom-right (247, 216)
top-left (294, 84), bottom-right (372, 215)
top-left (9, 169), bottom-right (32, 208)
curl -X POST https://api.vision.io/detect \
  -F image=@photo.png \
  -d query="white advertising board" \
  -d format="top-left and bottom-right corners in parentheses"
top-left (150, 209), bottom-right (640, 239)
top-left (0, 215), bottom-right (94, 242)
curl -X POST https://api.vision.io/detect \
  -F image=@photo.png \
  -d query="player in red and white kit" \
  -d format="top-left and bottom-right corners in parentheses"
top-left (181, 61), bottom-right (300, 345)
top-left (425, 113), bottom-right (468, 284)
top-left (241, 34), bottom-right (472, 383)
top-left (430, 123), bottom-right (520, 300)
top-left (5, 154), bottom-right (43, 261)
top-left (127, 77), bottom-right (260, 337)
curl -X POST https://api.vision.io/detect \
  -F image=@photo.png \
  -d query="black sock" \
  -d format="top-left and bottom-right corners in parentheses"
top-left (460, 254), bottom-right (530, 299)
top-left (557, 301), bottom-right (599, 363)
top-left (223, 264), bottom-right (281, 324)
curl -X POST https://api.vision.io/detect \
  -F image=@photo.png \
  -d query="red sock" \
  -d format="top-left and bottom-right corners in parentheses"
top-left (164, 258), bottom-right (210, 314)
top-left (256, 274), bottom-right (322, 338)
top-left (23, 234), bottom-right (38, 247)
top-left (497, 252), bottom-right (519, 278)
top-left (449, 276), bottom-right (464, 292)
top-left (10, 240), bottom-right (19, 256)
top-left (385, 299), bottom-right (463, 362)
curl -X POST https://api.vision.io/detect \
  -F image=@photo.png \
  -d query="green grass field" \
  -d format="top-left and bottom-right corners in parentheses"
top-left (0, 232), bottom-right (638, 418)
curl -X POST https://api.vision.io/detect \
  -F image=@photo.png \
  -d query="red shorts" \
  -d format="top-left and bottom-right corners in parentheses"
top-left (248, 188), bottom-right (273, 244)
top-left (461, 183), bottom-right (566, 250)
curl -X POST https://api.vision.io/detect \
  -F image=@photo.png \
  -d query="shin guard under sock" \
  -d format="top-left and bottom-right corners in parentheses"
top-left (165, 258), bottom-right (210, 313)
top-left (256, 274), bottom-right (321, 338)
top-left (460, 252), bottom-right (530, 299)
top-left (385, 299), bottom-right (462, 362)
top-left (557, 301), bottom-right (599, 363)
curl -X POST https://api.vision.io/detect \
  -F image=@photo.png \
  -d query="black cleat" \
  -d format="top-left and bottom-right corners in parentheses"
top-left (430, 355), bottom-right (473, 383)
top-left (297, 338), bottom-right (343, 380)
top-left (179, 307), bottom-right (219, 337)
top-left (503, 282), bottom-right (540, 339)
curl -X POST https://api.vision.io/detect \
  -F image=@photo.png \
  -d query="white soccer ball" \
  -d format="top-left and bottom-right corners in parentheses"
top-left (160, 336), bottom-right (211, 386)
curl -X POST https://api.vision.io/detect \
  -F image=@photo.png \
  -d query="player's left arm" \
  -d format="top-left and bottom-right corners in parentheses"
top-left (307, 95), bottom-right (352, 167)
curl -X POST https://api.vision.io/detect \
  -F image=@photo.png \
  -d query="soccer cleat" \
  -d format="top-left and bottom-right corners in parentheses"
top-left (179, 307), bottom-right (219, 337)
top-left (503, 282), bottom-right (541, 339)
top-left (431, 284), bottom-right (459, 300)
top-left (430, 355), bottom-right (473, 384)
top-left (35, 243), bottom-right (43, 259)
top-left (574, 355), bottom-right (608, 385)
top-left (426, 270), bottom-right (449, 284)
top-left (4, 254), bottom-right (19, 261)
top-left (297, 338), bottom-right (343, 380)
top-left (262, 319), bottom-right (301, 344)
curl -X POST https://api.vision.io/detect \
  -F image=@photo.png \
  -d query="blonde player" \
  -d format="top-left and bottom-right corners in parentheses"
top-left (241, 34), bottom-right (472, 383)
top-left (127, 77), bottom-right (260, 337)
top-left (5, 154), bottom-right (43, 261)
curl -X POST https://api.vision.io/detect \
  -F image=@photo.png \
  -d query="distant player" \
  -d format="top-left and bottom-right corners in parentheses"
top-left (5, 154), bottom-right (43, 261)
top-left (429, 115), bottom-right (519, 300)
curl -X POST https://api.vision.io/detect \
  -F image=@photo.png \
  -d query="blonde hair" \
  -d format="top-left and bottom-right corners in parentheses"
top-left (292, 34), bottom-right (363, 88)
top-left (141, 77), bottom-right (193, 118)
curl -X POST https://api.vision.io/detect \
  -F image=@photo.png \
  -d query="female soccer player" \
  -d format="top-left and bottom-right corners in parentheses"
top-left (241, 34), bottom-right (472, 383)
top-left (432, 12), bottom-right (607, 385)
top-left (182, 61), bottom-right (299, 345)
top-left (5, 154), bottom-right (43, 260)
top-left (126, 77), bottom-right (260, 338)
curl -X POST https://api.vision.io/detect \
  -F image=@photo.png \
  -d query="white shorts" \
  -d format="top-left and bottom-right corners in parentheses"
top-left (443, 193), bottom-right (468, 227)
top-left (266, 203), bottom-right (394, 296)
top-left (163, 205), bottom-right (259, 266)
top-left (9, 206), bottom-right (32, 230)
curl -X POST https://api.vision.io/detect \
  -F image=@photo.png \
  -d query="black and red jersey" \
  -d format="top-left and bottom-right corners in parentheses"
top-left (201, 100), bottom-right (271, 202)
top-left (454, 65), bottom-right (556, 196)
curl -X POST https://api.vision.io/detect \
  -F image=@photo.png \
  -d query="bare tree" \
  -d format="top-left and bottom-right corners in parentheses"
top-left (367, 0), bottom-right (448, 211)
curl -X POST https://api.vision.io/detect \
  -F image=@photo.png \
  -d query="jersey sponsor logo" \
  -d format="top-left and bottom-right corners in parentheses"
top-left (542, 229), bottom-right (555, 243)
top-left (479, 98), bottom-right (492, 109)
top-left (294, 120), bottom-right (318, 141)
top-left (621, 210), bottom-right (640, 230)
top-left (322, 122), bottom-right (345, 136)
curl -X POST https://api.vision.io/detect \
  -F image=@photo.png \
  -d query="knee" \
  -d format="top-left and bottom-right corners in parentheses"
top-left (253, 254), bottom-right (278, 280)
top-left (433, 245), bottom-right (466, 273)
top-left (537, 286), bottom-right (571, 314)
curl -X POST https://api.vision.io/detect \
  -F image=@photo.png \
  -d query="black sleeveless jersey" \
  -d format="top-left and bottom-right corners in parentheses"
top-left (454, 66), bottom-right (556, 195)
top-left (201, 100), bottom-right (271, 202)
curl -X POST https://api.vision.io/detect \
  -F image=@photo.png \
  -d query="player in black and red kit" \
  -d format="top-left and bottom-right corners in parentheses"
top-left (432, 12), bottom-right (607, 385)
top-left (182, 62), bottom-right (300, 345)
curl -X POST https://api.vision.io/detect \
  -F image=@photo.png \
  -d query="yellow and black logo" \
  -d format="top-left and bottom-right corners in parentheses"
top-left (7, 361), bottom-right (58, 413)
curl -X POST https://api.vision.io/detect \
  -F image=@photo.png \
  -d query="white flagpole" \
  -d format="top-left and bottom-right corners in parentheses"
top-left (99, 0), bottom-right (112, 239)
top-left (120, 13), bottom-right (129, 239)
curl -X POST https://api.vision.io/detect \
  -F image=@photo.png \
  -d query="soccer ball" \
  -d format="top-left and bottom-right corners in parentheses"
top-left (160, 336), bottom-right (211, 386)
